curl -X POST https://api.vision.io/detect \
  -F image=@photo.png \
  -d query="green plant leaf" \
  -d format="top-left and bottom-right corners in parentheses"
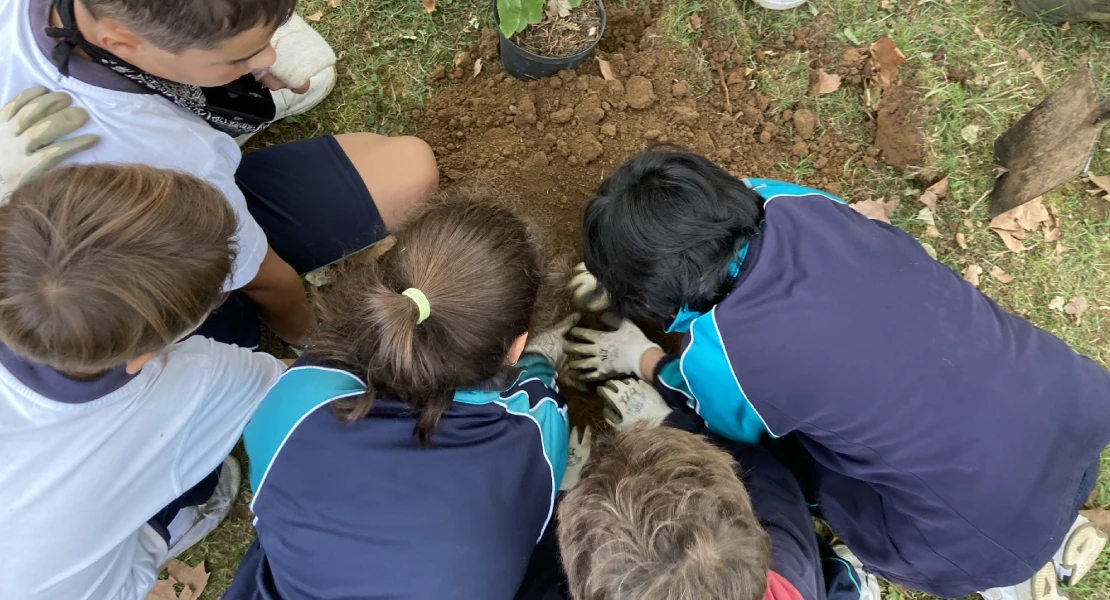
top-left (522, 0), bottom-right (545, 30)
top-left (498, 0), bottom-right (525, 37)
top-left (568, 0), bottom-right (583, 8)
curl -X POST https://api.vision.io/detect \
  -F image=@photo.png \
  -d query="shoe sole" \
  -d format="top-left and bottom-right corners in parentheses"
top-left (1033, 561), bottom-right (1067, 600)
top-left (1061, 522), bottom-right (1108, 587)
top-left (160, 457), bottom-right (241, 566)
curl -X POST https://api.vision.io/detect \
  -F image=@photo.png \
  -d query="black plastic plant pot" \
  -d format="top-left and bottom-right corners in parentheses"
top-left (494, 0), bottom-right (607, 81)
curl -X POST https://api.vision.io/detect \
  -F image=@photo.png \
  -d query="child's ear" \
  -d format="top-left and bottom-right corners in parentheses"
top-left (506, 333), bottom-right (529, 366)
top-left (96, 19), bottom-right (145, 59)
top-left (124, 352), bottom-right (156, 375)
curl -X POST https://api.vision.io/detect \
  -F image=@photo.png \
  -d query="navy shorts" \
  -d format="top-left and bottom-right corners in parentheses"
top-left (192, 135), bottom-right (388, 348)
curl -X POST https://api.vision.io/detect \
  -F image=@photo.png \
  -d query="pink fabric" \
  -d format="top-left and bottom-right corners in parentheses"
top-left (762, 569), bottom-right (805, 600)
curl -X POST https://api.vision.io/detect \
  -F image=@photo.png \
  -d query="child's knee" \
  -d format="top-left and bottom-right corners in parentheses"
top-left (392, 135), bottom-right (439, 200)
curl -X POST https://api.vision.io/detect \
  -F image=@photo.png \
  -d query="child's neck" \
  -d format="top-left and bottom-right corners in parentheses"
top-left (49, 1), bottom-right (98, 61)
top-left (58, 368), bottom-right (109, 381)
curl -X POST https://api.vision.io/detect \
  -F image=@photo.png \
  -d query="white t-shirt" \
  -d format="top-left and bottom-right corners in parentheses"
top-left (0, 337), bottom-right (285, 600)
top-left (0, 0), bottom-right (267, 290)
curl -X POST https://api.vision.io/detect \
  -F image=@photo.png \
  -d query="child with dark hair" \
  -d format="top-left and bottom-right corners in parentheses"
top-left (567, 147), bottom-right (1110, 599)
top-left (1, 0), bottom-right (439, 350)
top-left (0, 163), bottom-right (288, 600)
top-left (225, 199), bottom-right (582, 600)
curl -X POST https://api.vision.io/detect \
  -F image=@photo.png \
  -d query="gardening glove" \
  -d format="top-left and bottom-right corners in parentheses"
top-left (565, 314), bottom-right (661, 381)
top-left (559, 426), bottom-right (593, 491)
top-left (600, 378), bottom-right (672, 430)
top-left (0, 86), bottom-right (98, 202)
top-left (524, 312), bottom-right (580, 368)
top-left (568, 262), bottom-right (610, 312)
top-left (257, 13), bottom-right (337, 92)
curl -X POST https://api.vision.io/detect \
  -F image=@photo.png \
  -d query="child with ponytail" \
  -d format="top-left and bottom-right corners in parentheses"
top-left (225, 199), bottom-right (581, 600)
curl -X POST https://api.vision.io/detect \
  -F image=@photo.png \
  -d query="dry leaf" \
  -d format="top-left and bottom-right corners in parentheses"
top-left (1048, 203), bottom-right (1060, 228)
top-left (926, 225), bottom-right (940, 238)
top-left (166, 560), bottom-right (209, 598)
top-left (306, 10), bottom-right (324, 21)
top-left (421, 0), bottom-right (436, 13)
top-left (917, 207), bottom-right (936, 226)
top-left (1080, 509), bottom-right (1110, 534)
top-left (931, 24), bottom-right (948, 35)
top-left (989, 198), bottom-right (1052, 234)
top-left (146, 579), bottom-right (179, 600)
top-left (990, 265), bottom-right (1014, 283)
top-left (956, 232), bottom-right (968, 249)
top-left (1064, 296), bottom-right (1090, 320)
top-left (598, 58), bottom-right (615, 82)
top-left (963, 218), bottom-right (974, 229)
top-left (812, 69), bottom-right (842, 96)
top-left (1053, 243), bottom-right (1070, 265)
top-left (1049, 296), bottom-right (1066, 311)
top-left (920, 241), bottom-right (938, 260)
top-left (852, 197), bottom-right (899, 223)
top-left (327, 0), bottom-right (341, 6)
top-left (917, 177), bottom-right (948, 211)
top-left (961, 124), bottom-right (980, 145)
top-left (1088, 173), bottom-right (1110, 194)
top-left (1017, 48), bottom-right (1033, 62)
top-left (1043, 227), bottom-right (1061, 242)
top-left (993, 229), bottom-right (1026, 253)
top-left (881, 0), bottom-right (895, 9)
top-left (1031, 61), bottom-right (1046, 84)
top-left (688, 13), bottom-right (702, 29)
top-left (973, 26), bottom-right (986, 40)
top-left (963, 264), bottom-right (983, 287)
top-left (869, 36), bottom-right (907, 87)
top-left (473, 58), bottom-right (483, 78)
top-left (546, 0), bottom-right (572, 18)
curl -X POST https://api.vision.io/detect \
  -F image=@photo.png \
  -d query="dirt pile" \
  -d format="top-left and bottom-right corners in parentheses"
top-left (415, 10), bottom-right (878, 261)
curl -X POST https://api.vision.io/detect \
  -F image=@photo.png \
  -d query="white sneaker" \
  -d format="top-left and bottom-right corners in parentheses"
top-left (1053, 515), bottom-right (1108, 586)
top-left (235, 66), bottom-right (337, 146)
top-left (832, 544), bottom-right (883, 600)
top-left (979, 562), bottom-right (1067, 600)
top-left (160, 456), bottom-right (241, 566)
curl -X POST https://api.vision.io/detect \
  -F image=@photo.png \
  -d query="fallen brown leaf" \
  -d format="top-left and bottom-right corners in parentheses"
top-left (1049, 296), bottom-right (1067, 311)
top-left (931, 24), bottom-right (949, 35)
top-left (421, 0), bottom-right (436, 13)
top-left (1017, 48), bottom-right (1033, 62)
top-left (989, 197), bottom-right (1052, 234)
top-left (1088, 173), bottom-right (1110, 194)
top-left (327, 0), bottom-right (341, 6)
top-left (688, 13), bottom-right (702, 30)
top-left (917, 176), bottom-right (949, 211)
top-left (852, 197), bottom-right (899, 224)
top-left (926, 225), bottom-right (940, 238)
top-left (1031, 61), bottom-right (1046, 84)
top-left (812, 69), bottom-right (842, 96)
top-left (166, 560), bottom-right (209, 598)
top-left (306, 10), bottom-right (324, 21)
top-left (973, 26), bottom-right (986, 40)
top-left (1062, 21), bottom-right (1072, 30)
top-left (881, 0), bottom-right (895, 9)
top-left (990, 265), bottom-right (1014, 284)
top-left (598, 58), bottom-right (615, 82)
top-left (1048, 204), bottom-right (1060, 228)
top-left (956, 232), bottom-right (968, 249)
top-left (1053, 243), bottom-right (1070, 265)
top-left (992, 229), bottom-right (1026, 253)
top-left (146, 579), bottom-right (179, 600)
top-left (963, 264), bottom-right (983, 287)
top-left (1081, 509), bottom-right (1110, 534)
top-left (1043, 227), bottom-right (1061, 242)
top-left (473, 58), bottom-right (483, 78)
top-left (1064, 296), bottom-right (1090, 320)
top-left (869, 36), bottom-right (907, 88)
top-left (963, 218), bottom-right (975, 229)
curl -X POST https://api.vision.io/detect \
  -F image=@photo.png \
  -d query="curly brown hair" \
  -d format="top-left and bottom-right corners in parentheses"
top-left (557, 425), bottom-right (771, 600)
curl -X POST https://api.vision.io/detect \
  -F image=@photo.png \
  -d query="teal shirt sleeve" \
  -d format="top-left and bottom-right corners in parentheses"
top-left (680, 309), bottom-right (775, 444)
top-left (502, 353), bottom-right (570, 489)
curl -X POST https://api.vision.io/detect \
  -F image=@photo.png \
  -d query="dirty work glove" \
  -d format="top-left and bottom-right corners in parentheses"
top-left (0, 86), bottom-right (98, 201)
top-left (559, 426), bottom-right (593, 491)
top-left (524, 313), bottom-right (580, 368)
top-left (568, 262), bottom-right (610, 312)
top-left (257, 13), bottom-right (337, 92)
top-left (600, 378), bottom-right (672, 430)
top-left (566, 314), bottom-right (661, 381)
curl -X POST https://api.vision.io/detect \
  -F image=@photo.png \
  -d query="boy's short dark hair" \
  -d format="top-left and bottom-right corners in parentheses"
top-left (0, 164), bottom-right (238, 374)
top-left (83, 0), bottom-right (296, 52)
top-left (557, 425), bottom-right (771, 600)
top-left (582, 146), bottom-right (764, 323)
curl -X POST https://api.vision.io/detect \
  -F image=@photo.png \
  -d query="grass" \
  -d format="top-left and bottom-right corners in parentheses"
top-left (189, 0), bottom-right (1110, 598)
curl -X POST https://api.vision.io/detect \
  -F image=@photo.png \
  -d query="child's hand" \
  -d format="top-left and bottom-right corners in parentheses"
top-left (600, 379), bottom-right (672, 430)
top-left (524, 313), bottom-right (580, 368)
top-left (1, 86), bottom-right (98, 200)
top-left (560, 426), bottom-right (593, 491)
top-left (565, 314), bottom-right (661, 380)
top-left (568, 263), bottom-right (610, 312)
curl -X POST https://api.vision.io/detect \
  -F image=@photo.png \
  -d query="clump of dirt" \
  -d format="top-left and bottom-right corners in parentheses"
top-left (512, 0), bottom-right (604, 58)
top-left (874, 84), bottom-right (925, 170)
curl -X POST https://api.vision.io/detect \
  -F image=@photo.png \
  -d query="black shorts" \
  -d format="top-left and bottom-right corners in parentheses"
top-left (192, 135), bottom-right (388, 348)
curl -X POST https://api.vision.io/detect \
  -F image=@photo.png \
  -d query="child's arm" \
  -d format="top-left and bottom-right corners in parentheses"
top-left (240, 246), bottom-right (317, 346)
top-left (511, 353), bottom-right (571, 490)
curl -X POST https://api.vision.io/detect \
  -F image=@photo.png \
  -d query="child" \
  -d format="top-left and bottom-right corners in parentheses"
top-left (224, 200), bottom-right (577, 600)
top-left (0, 0), bottom-right (439, 348)
top-left (558, 387), bottom-right (879, 600)
top-left (0, 164), bottom-right (288, 600)
top-left (566, 147), bottom-right (1110, 599)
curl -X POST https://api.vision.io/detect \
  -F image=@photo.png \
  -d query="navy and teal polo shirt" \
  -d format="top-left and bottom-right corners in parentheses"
top-left (224, 354), bottom-right (569, 600)
top-left (652, 179), bottom-right (1110, 597)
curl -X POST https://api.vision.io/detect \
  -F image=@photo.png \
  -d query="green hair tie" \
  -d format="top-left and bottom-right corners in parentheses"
top-left (401, 288), bottom-right (431, 324)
